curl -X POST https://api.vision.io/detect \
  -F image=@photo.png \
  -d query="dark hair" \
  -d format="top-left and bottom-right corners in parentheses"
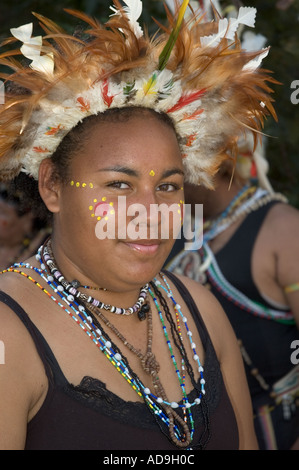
top-left (2, 174), bottom-right (49, 230)
top-left (13, 107), bottom-right (178, 220)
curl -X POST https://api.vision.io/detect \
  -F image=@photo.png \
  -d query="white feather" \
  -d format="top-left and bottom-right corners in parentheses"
top-left (237, 7), bottom-right (257, 28)
top-left (10, 23), bottom-right (33, 43)
top-left (122, 0), bottom-right (143, 23)
top-left (20, 37), bottom-right (42, 60)
top-left (10, 22), bottom-right (54, 75)
top-left (200, 18), bottom-right (228, 47)
top-left (242, 48), bottom-right (269, 71)
top-left (30, 53), bottom-right (54, 75)
top-left (110, 0), bottom-right (143, 38)
top-left (200, 6), bottom-right (257, 48)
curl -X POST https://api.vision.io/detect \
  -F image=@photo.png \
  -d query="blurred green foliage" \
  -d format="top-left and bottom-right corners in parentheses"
top-left (0, 0), bottom-right (298, 206)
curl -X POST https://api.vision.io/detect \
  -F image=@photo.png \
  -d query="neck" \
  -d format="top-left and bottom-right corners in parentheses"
top-left (42, 237), bottom-right (151, 311)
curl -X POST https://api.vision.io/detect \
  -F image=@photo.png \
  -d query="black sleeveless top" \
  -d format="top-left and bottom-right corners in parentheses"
top-left (208, 203), bottom-right (299, 400)
top-left (0, 273), bottom-right (239, 450)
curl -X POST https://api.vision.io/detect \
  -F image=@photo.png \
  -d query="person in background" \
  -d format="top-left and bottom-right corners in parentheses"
top-left (167, 135), bottom-right (299, 450)
top-left (0, 178), bottom-right (51, 270)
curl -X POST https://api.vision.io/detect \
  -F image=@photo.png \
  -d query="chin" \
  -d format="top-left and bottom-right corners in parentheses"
top-left (125, 256), bottom-right (167, 286)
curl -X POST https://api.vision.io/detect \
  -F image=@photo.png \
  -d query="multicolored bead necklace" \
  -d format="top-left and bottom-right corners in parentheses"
top-left (43, 239), bottom-right (149, 320)
top-left (1, 241), bottom-right (208, 449)
top-left (203, 186), bottom-right (287, 243)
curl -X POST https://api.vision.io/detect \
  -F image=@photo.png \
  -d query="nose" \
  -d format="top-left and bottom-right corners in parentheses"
top-left (127, 188), bottom-right (160, 236)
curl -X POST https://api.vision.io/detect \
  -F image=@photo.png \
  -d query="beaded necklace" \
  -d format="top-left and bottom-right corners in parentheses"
top-left (43, 239), bottom-right (149, 320)
top-left (203, 186), bottom-right (287, 243)
top-left (2, 243), bottom-right (209, 449)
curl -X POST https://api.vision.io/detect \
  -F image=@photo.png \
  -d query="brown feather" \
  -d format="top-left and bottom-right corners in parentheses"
top-left (0, 4), bottom-right (278, 187)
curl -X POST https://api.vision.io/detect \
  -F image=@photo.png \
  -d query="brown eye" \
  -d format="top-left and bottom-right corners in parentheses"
top-left (157, 183), bottom-right (180, 192)
top-left (107, 181), bottom-right (130, 189)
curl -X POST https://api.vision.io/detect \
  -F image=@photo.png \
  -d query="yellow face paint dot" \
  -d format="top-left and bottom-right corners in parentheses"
top-left (102, 197), bottom-right (107, 201)
top-left (82, 183), bottom-right (87, 187)
top-left (109, 202), bottom-right (114, 206)
top-left (89, 183), bottom-right (94, 189)
top-left (110, 210), bottom-right (115, 215)
top-left (76, 182), bottom-right (80, 187)
top-left (149, 170), bottom-right (155, 176)
top-left (70, 181), bottom-right (74, 186)
top-left (89, 206), bottom-right (93, 211)
top-left (93, 199), bottom-right (98, 203)
top-left (97, 216), bottom-right (101, 220)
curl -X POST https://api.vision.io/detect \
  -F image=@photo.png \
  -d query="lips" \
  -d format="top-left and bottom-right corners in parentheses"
top-left (123, 239), bottom-right (161, 255)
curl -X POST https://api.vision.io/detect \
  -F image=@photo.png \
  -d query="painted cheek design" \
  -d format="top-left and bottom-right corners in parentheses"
top-left (179, 199), bottom-right (184, 224)
top-left (91, 197), bottom-right (115, 221)
top-left (70, 180), bottom-right (94, 189)
top-left (68, 182), bottom-right (115, 220)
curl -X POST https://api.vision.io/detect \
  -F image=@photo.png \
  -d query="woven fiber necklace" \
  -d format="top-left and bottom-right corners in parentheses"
top-left (88, 299), bottom-right (195, 447)
top-left (4, 242), bottom-right (209, 448)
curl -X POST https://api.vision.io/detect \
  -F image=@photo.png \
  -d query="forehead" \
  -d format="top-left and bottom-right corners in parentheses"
top-left (70, 113), bottom-right (183, 176)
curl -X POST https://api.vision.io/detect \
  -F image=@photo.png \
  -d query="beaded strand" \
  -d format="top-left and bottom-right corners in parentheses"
top-left (203, 186), bottom-right (287, 243)
top-left (154, 274), bottom-right (205, 393)
top-left (5, 261), bottom-right (185, 440)
top-left (1, 242), bottom-right (210, 449)
top-left (42, 240), bottom-right (149, 316)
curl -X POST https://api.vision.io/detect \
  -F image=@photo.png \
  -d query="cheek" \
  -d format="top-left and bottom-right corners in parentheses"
top-left (94, 201), bottom-right (115, 220)
top-left (88, 197), bottom-right (115, 220)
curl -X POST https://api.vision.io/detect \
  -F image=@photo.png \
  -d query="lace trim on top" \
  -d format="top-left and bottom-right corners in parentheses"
top-left (63, 337), bottom-right (222, 430)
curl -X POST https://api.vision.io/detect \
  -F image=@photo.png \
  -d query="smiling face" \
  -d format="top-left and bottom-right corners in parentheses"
top-left (40, 109), bottom-right (184, 292)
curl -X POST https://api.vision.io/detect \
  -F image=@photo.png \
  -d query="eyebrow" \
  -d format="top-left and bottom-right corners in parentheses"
top-left (98, 166), bottom-right (185, 178)
top-left (98, 166), bottom-right (139, 177)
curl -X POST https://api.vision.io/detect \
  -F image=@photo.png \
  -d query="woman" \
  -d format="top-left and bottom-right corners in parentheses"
top-left (0, 1), bottom-right (275, 450)
top-left (167, 142), bottom-right (299, 450)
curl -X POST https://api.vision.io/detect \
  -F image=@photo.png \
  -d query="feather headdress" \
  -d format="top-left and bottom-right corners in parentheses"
top-left (0, 0), bottom-right (277, 187)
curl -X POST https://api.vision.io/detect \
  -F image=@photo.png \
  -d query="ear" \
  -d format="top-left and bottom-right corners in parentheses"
top-left (38, 158), bottom-right (61, 214)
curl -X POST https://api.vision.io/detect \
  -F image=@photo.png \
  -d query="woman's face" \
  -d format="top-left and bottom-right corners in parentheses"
top-left (50, 112), bottom-right (184, 291)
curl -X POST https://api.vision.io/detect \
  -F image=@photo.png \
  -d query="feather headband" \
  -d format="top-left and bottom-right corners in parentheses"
top-left (0, 0), bottom-right (277, 187)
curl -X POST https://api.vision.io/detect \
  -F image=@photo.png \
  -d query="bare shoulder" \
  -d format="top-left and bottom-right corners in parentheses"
top-left (0, 272), bottom-right (48, 449)
top-left (165, 271), bottom-right (238, 361)
top-left (0, 272), bottom-right (47, 395)
top-left (263, 202), bottom-right (299, 239)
